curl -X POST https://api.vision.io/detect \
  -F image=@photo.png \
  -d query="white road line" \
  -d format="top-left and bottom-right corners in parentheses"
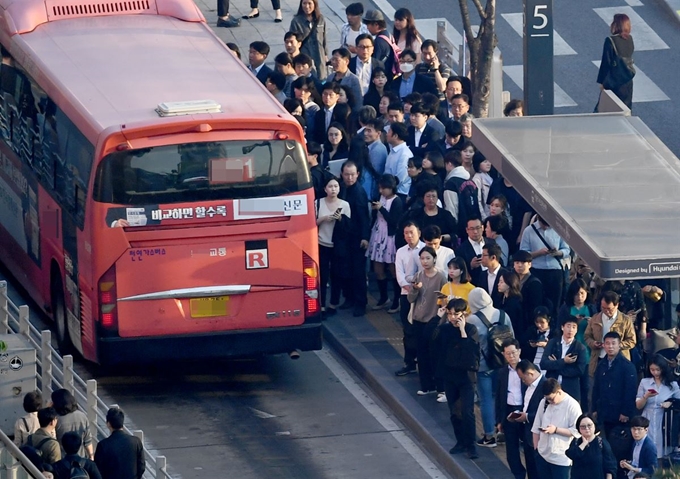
top-left (593, 7), bottom-right (669, 51)
top-left (502, 12), bottom-right (577, 56)
top-left (625, 0), bottom-right (644, 6)
top-left (372, 0), bottom-right (395, 22)
top-left (314, 348), bottom-right (446, 479)
top-left (503, 65), bottom-right (578, 108)
top-left (592, 61), bottom-right (670, 102)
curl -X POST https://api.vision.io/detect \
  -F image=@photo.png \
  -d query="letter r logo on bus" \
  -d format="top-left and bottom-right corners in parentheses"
top-left (246, 249), bottom-right (268, 269)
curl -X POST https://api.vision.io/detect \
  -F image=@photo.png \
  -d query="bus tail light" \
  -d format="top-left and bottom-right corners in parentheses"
top-left (98, 265), bottom-right (119, 334)
top-left (302, 253), bottom-right (319, 316)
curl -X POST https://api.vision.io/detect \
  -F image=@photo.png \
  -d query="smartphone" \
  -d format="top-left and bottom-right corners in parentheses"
top-left (508, 411), bottom-right (522, 420)
top-left (539, 427), bottom-right (547, 432)
top-left (435, 292), bottom-right (449, 299)
top-left (648, 389), bottom-right (658, 394)
top-left (334, 207), bottom-right (342, 215)
top-left (476, 254), bottom-right (482, 259)
top-left (529, 341), bottom-right (537, 347)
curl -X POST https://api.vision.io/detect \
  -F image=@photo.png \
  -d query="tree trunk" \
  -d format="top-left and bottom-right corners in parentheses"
top-left (458, 0), bottom-right (497, 118)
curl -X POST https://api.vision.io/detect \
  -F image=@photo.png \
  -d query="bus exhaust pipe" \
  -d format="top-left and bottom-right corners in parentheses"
top-left (289, 350), bottom-right (300, 360)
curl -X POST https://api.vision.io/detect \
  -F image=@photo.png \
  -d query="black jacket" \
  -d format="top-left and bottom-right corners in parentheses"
top-left (254, 63), bottom-right (273, 85)
top-left (592, 353), bottom-right (638, 424)
top-left (372, 30), bottom-right (395, 76)
top-left (94, 430), bottom-right (145, 479)
top-left (523, 376), bottom-right (546, 444)
top-left (540, 337), bottom-right (587, 401)
top-left (433, 321), bottom-right (480, 380)
top-left (499, 294), bottom-right (524, 333)
top-left (53, 455), bottom-right (103, 479)
top-left (566, 436), bottom-right (618, 479)
top-left (372, 195), bottom-right (404, 237)
top-left (406, 124), bottom-right (441, 159)
top-left (478, 267), bottom-right (507, 307)
top-left (455, 238), bottom-right (496, 288)
top-left (520, 324), bottom-right (557, 363)
top-left (520, 274), bottom-right (545, 331)
top-left (389, 73), bottom-right (438, 98)
top-left (349, 56), bottom-right (384, 76)
top-left (495, 364), bottom-right (526, 425)
top-left (339, 182), bottom-right (370, 245)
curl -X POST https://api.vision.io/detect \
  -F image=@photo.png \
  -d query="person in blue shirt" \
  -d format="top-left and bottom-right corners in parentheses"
top-left (619, 416), bottom-right (656, 478)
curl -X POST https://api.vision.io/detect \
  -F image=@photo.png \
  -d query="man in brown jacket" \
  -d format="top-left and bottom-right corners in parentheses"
top-left (584, 291), bottom-right (636, 376)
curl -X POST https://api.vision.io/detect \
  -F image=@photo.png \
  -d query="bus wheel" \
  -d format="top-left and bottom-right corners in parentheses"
top-left (52, 279), bottom-right (74, 355)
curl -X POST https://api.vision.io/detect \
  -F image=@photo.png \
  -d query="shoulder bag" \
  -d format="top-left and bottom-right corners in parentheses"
top-left (603, 36), bottom-right (635, 90)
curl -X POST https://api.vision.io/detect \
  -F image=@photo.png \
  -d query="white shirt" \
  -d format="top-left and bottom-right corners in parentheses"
top-left (356, 57), bottom-right (372, 95)
top-left (487, 264), bottom-right (500, 296)
top-left (600, 311), bottom-right (618, 358)
top-left (523, 374), bottom-right (542, 414)
top-left (531, 393), bottom-right (582, 467)
top-left (395, 241), bottom-right (425, 295)
top-left (507, 365), bottom-right (523, 406)
top-left (468, 237), bottom-right (488, 272)
top-left (385, 142), bottom-right (414, 196)
top-left (414, 125), bottom-right (426, 147)
top-left (558, 338), bottom-right (574, 384)
top-left (434, 246), bottom-right (455, 272)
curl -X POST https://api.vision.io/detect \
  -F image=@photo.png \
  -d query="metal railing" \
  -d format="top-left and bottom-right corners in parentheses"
top-left (0, 281), bottom-right (171, 479)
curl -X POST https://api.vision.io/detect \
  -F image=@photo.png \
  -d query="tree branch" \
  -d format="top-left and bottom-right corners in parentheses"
top-left (458, 0), bottom-right (477, 51)
top-left (471, 0), bottom-right (485, 19)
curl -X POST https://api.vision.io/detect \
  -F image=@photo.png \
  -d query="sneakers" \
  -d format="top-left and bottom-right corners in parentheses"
top-left (216, 15), bottom-right (240, 27)
top-left (394, 365), bottom-right (417, 376)
top-left (436, 392), bottom-right (447, 403)
top-left (416, 390), bottom-right (436, 396)
top-left (372, 299), bottom-right (390, 310)
top-left (476, 435), bottom-right (497, 448)
top-left (387, 304), bottom-right (400, 314)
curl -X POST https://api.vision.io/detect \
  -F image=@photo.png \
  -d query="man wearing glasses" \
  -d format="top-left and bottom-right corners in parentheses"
top-left (455, 218), bottom-right (494, 287)
top-left (434, 298), bottom-right (481, 459)
top-left (531, 378), bottom-right (582, 479)
top-left (495, 339), bottom-right (527, 479)
top-left (349, 34), bottom-right (384, 96)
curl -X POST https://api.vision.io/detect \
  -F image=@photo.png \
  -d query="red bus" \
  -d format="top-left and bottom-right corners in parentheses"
top-left (0, 0), bottom-right (321, 364)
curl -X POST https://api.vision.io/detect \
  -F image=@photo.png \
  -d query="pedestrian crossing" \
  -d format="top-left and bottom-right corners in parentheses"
top-left (414, 5), bottom-right (672, 109)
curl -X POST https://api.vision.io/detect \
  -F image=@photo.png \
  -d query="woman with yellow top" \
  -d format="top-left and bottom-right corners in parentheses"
top-left (440, 257), bottom-right (475, 305)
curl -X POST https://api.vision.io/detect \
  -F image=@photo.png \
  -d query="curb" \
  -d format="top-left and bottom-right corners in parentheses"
top-left (661, 0), bottom-right (680, 23)
top-left (322, 317), bottom-right (492, 479)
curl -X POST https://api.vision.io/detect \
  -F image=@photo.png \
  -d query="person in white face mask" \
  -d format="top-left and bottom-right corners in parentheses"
top-left (389, 49), bottom-right (439, 101)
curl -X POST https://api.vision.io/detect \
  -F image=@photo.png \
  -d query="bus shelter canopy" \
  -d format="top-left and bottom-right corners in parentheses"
top-left (472, 114), bottom-right (680, 280)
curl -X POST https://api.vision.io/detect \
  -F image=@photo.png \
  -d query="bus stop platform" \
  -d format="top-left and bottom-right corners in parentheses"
top-left (321, 307), bottom-right (511, 479)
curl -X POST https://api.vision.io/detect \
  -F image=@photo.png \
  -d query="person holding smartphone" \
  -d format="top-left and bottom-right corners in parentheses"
top-left (635, 355), bottom-right (680, 460)
top-left (531, 378), bottom-right (582, 478)
top-left (565, 414), bottom-right (617, 479)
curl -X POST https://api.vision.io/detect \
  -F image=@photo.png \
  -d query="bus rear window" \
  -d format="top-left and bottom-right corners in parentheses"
top-left (93, 140), bottom-right (311, 205)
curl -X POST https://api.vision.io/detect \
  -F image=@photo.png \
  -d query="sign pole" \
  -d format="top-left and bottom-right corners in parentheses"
top-left (523, 0), bottom-right (554, 115)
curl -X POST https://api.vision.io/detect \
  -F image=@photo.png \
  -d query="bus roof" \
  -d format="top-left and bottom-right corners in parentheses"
top-left (9, 11), bottom-right (290, 142)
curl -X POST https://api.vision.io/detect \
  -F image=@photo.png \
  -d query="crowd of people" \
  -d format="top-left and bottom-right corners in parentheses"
top-left (219, 3), bottom-right (668, 476)
top-left (13, 389), bottom-right (145, 479)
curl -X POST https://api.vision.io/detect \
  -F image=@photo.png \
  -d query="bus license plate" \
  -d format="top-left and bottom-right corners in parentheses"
top-left (190, 296), bottom-right (229, 318)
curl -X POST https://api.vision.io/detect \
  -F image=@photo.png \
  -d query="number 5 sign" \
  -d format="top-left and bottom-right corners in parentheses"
top-left (523, 0), bottom-right (554, 115)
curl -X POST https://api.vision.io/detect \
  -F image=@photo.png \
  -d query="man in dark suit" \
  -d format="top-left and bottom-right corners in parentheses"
top-left (94, 408), bottom-right (145, 479)
top-left (539, 316), bottom-right (587, 404)
top-left (248, 41), bottom-right (273, 85)
top-left (620, 416), bottom-right (657, 477)
top-left (389, 49), bottom-right (438, 100)
top-left (516, 360), bottom-right (545, 479)
top-left (406, 103), bottom-right (440, 158)
top-left (349, 33), bottom-right (384, 96)
top-left (496, 339), bottom-right (527, 479)
top-left (428, 119), bottom-right (464, 157)
top-left (479, 243), bottom-right (506, 307)
top-left (456, 217), bottom-right (495, 287)
top-left (311, 82), bottom-right (342, 145)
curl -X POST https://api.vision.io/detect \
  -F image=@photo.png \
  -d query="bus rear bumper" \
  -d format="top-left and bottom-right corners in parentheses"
top-left (96, 323), bottom-right (322, 365)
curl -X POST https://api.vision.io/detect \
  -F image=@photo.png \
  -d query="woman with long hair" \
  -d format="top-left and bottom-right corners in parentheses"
top-left (407, 246), bottom-right (447, 395)
top-left (289, 0), bottom-right (328, 80)
top-left (317, 177), bottom-right (351, 315)
top-left (566, 413), bottom-right (617, 479)
top-left (322, 122), bottom-right (350, 176)
top-left (472, 153), bottom-right (493, 220)
top-left (293, 76), bottom-right (321, 137)
top-left (635, 355), bottom-right (680, 460)
top-left (497, 271), bottom-right (523, 333)
top-left (597, 13), bottom-right (634, 109)
top-left (441, 257), bottom-right (474, 305)
top-left (363, 67), bottom-right (389, 112)
top-left (392, 8), bottom-right (422, 63)
top-left (51, 388), bottom-right (94, 459)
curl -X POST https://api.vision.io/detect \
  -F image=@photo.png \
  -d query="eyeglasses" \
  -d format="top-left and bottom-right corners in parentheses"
top-left (466, 226), bottom-right (483, 231)
top-left (579, 424), bottom-right (594, 429)
top-left (357, 44), bottom-right (373, 49)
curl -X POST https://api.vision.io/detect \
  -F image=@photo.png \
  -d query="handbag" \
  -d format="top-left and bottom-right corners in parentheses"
top-left (603, 36), bottom-right (635, 90)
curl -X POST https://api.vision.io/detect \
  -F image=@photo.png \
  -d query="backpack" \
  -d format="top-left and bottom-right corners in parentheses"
top-left (69, 458), bottom-right (90, 479)
top-left (377, 34), bottom-right (402, 76)
top-left (21, 435), bottom-right (58, 463)
top-left (476, 310), bottom-right (513, 369)
top-left (445, 176), bottom-right (480, 233)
